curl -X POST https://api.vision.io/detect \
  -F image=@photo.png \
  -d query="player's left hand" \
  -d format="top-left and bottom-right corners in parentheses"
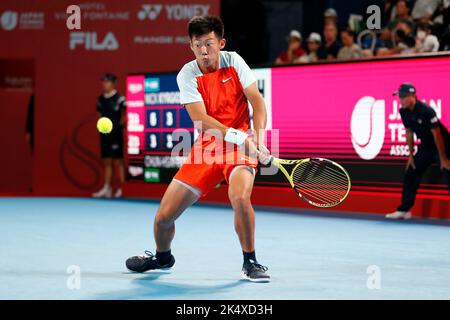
top-left (440, 158), bottom-right (450, 171)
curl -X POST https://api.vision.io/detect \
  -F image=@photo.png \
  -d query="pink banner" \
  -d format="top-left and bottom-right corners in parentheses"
top-left (271, 56), bottom-right (450, 162)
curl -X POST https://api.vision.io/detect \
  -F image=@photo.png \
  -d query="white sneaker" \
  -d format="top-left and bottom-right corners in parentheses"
top-left (92, 185), bottom-right (112, 198)
top-left (385, 211), bottom-right (412, 220)
top-left (113, 188), bottom-right (122, 198)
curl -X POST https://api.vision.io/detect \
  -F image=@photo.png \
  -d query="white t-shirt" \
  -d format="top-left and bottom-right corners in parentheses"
top-left (424, 34), bottom-right (440, 52)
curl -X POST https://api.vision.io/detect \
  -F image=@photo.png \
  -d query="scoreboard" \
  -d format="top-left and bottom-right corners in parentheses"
top-left (126, 73), bottom-right (195, 183)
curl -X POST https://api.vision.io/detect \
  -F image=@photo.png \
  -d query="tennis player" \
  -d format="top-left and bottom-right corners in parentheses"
top-left (126, 15), bottom-right (271, 282)
top-left (386, 83), bottom-right (450, 219)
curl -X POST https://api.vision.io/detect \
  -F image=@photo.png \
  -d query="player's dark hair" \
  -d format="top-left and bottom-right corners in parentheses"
top-left (188, 15), bottom-right (224, 39)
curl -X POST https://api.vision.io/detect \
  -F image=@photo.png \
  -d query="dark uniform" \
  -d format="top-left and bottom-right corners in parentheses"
top-left (96, 91), bottom-right (126, 159)
top-left (397, 100), bottom-right (450, 212)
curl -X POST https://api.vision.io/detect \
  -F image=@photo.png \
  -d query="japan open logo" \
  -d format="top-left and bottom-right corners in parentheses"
top-left (0, 11), bottom-right (18, 31)
top-left (351, 96), bottom-right (385, 160)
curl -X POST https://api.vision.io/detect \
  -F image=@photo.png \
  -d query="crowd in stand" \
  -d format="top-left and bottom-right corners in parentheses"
top-left (275, 0), bottom-right (450, 65)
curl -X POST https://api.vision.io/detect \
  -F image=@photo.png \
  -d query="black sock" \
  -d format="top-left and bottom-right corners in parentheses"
top-left (243, 251), bottom-right (256, 265)
top-left (156, 250), bottom-right (172, 264)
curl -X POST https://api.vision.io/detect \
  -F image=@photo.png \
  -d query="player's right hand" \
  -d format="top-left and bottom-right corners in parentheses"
top-left (257, 143), bottom-right (271, 165)
top-left (406, 155), bottom-right (416, 170)
top-left (244, 136), bottom-right (259, 159)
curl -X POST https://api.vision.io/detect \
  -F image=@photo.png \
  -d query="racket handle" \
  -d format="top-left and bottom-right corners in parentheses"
top-left (256, 149), bottom-right (274, 165)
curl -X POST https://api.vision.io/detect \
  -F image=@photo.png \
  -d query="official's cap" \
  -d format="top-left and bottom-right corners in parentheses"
top-left (393, 83), bottom-right (416, 98)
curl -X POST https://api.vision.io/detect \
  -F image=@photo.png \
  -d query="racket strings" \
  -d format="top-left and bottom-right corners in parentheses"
top-left (293, 184), bottom-right (348, 202)
top-left (292, 161), bottom-right (349, 205)
top-left (296, 183), bottom-right (346, 202)
top-left (293, 164), bottom-right (348, 188)
top-left (293, 175), bottom-right (348, 194)
top-left (297, 170), bottom-right (348, 186)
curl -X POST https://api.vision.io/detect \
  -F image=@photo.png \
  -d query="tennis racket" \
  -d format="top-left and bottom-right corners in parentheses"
top-left (266, 156), bottom-right (351, 208)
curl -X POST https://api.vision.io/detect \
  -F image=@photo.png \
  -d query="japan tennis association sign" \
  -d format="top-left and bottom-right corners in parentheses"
top-left (350, 96), bottom-right (443, 160)
top-left (351, 96), bottom-right (385, 160)
top-left (0, 11), bottom-right (17, 30)
top-left (0, 10), bottom-right (44, 30)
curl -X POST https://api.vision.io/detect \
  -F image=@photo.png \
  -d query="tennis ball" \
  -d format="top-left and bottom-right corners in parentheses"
top-left (97, 117), bottom-right (113, 134)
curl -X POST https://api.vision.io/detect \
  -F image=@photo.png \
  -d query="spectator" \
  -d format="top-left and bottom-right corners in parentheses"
top-left (317, 23), bottom-right (342, 61)
top-left (393, 20), bottom-right (416, 54)
top-left (275, 30), bottom-right (305, 65)
top-left (411, 0), bottom-right (441, 23)
top-left (378, 28), bottom-right (396, 54)
top-left (378, 19), bottom-right (416, 56)
top-left (383, 0), bottom-right (398, 27)
top-left (296, 32), bottom-right (322, 63)
top-left (432, 0), bottom-right (450, 41)
top-left (324, 8), bottom-right (338, 27)
top-left (439, 0), bottom-right (450, 50)
top-left (359, 29), bottom-right (385, 55)
top-left (397, 19), bottom-right (415, 36)
top-left (434, 0), bottom-right (450, 26)
top-left (386, 0), bottom-right (415, 31)
top-left (415, 22), bottom-right (440, 52)
top-left (379, 1), bottom-right (408, 51)
top-left (440, 27), bottom-right (450, 51)
top-left (337, 28), bottom-right (363, 60)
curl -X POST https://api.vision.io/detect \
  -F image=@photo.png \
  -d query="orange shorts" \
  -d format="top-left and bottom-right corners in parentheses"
top-left (173, 148), bottom-right (258, 198)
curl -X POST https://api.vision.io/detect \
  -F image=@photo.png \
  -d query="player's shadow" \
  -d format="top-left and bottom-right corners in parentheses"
top-left (92, 271), bottom-right (245, 300)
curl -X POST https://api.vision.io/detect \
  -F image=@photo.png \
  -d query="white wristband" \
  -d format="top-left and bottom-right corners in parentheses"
top-left (224, 128), bottom-right (248, 145)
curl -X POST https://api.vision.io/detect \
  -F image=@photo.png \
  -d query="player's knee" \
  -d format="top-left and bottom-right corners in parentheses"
top-left (155, 203), bottom-right (177, 228)
top-left (229, 190), bottom-right (251, 208)
top-left (154, 212), bottom-right (174, 230)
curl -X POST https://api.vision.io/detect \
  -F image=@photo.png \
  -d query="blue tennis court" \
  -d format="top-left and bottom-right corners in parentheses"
top-left (1, 197), bottom-right (449, 300)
